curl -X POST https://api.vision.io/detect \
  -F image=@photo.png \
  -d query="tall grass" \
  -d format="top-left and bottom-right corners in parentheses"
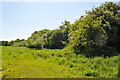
top-left (2, 46), bottom-right (119, 78)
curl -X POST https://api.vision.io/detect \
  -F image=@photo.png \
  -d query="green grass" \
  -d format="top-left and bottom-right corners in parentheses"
top-left (0, 46), bottom-right (2, 79)
top-left (1, 46), bottom-right (119, 78)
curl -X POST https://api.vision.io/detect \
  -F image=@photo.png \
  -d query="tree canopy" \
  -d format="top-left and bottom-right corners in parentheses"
top-left (1, 1), bottom-right (120, 57)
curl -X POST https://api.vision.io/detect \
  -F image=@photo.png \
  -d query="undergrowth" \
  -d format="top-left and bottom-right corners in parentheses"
top-left (1, 46), bottom-right (119, 78)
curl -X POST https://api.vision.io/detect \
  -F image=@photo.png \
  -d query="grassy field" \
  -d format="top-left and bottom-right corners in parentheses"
top-left (1, 46), bottom-right (119, 78)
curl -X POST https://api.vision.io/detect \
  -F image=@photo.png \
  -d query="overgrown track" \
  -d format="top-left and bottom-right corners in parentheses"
top-left (2, 46), bottom-right (119, 78)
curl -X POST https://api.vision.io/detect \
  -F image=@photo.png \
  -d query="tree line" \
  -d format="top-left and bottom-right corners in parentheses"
top-left (1, 2), bottom-right (120, 57)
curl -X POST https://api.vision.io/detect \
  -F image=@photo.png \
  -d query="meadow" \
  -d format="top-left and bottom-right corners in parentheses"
top-left (1, 46), bottom-right (119, 78)
top-left (1, 1), bottom-right (120, 79)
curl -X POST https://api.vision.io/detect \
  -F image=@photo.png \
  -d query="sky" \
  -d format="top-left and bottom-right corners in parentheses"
top-left (0, 0), bottom-right (119, 41)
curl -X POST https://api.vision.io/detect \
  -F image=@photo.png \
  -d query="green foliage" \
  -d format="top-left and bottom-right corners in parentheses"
top-left (49, 29), bottom-right (68, 49)
top-left (14, 20), bottom-right (70, 49)
top-left (12, 41), bottom-right (26, 47)
top-left (67, 2), bottom-right (120, 57)
top-left (1, 1), bottom-right (120, 79)
top-left (0, 39), bottom-right (26, 46)
top-left (0, 41), bottom-right (11, 46)
top-left (87, 2), bottom-right (120, 52)
top-left (2, 46), bottom-right (119, 78)
top-left (68, 14), bottom-right (111, 56)
top-left (25, 29), bottom-right (51, 49)
top-left (48, 20), bottom-right (70, 49)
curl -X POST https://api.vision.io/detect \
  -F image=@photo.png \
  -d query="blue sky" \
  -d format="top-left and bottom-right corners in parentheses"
top-left (1, 1), bottom-right (119, 41)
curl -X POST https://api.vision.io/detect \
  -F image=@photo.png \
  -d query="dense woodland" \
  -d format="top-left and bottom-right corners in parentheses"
top-left (1, 2), bottom-right (120, 57)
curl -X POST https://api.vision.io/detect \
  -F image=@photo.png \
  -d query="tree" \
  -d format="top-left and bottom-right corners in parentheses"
top-left (0, 41), bottom-right (11, 46)
top-left (25, 29), bottom-right (51, 49)
top-left (68, 14), bottom-right (113, 56)
top-left (49, 29), bottom-right (66, 49)
top-left (49, 20), bottom-right (70, 49)
top-left (87, 2), bottom-right (120, 51)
